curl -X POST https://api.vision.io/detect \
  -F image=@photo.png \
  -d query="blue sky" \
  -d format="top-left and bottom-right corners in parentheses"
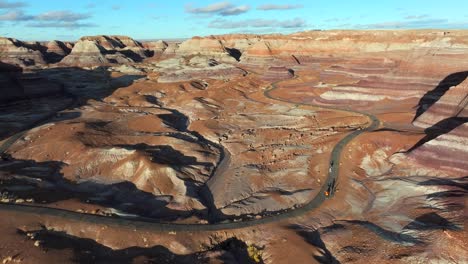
top-left (1, 0), bottom-right (467, 41)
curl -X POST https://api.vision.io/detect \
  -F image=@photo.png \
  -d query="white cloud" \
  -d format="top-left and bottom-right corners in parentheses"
top-left (0, 0), bottom-right (25, 9)
top-left (208, 17), bottom-right (306, 29)
top-left (185, 1), bottom-right (249, 16)
top-left (35, 11), bottom-right (91, 22)
top-left (257, 4), bottom-right (303, 11)
top-left (0, 10), bottom-right (31, 21)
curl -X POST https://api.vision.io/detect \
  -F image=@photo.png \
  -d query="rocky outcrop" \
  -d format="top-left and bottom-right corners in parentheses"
top-left (161, 42), bottom-right (179, 57)
top-left (79, 35), bottom-right (142, 50)
top-left (142, 40), bottom-right (168, 55)
top-left (198, 31), bottom-right (468, 65)
top-left (60, 40), bottom-right (110, 65)
top-left (176, 37), bottom-right (238, 63)
top-left (45, 40), bottom-right (71, 63)
top-left (0, 37), bottom-right (46, 66)
top-left (61, 35), bottom-right (150, 66)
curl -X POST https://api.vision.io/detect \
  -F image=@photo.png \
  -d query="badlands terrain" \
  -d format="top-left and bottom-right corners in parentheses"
top-left (0, 30), bottom-right (467, 263)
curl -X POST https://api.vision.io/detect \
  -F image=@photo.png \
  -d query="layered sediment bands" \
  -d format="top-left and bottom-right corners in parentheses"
top-left (7, 103), bottom-right (222, 218)
top-left (413, 77), bottom-right (468, 128)
top-left (176, 37), bottom-right (237, 63)
top-left (154, 56), bottom-right (245, 83)
top-left (61, 35), bottom-right (150, 66)
top-left (401, 123), bottom-right (468, 174)
top-left (142, 40), bottom-right (168, 55)
top-left (2, 30), bottom-right (468, 263)
top-left (79, 35), bottom-right (144, 50)
top-left (0, 37), bottom-right (46, 66)
top-left (45, 40), bottom-right (71, 63)
top-left (61, 40), bottom-right (111, 65)
top-left (0, 62), bottom-right (63, 102)
top-left (391, 78), bottom-right (468, 175)
top-left (262, 66), bottom-right (294, 82)
top-left (161, 42), bottom-right (180, 58)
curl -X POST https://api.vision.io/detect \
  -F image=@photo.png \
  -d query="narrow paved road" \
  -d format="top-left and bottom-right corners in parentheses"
top-left (0, 75), bottom-right (380, 231)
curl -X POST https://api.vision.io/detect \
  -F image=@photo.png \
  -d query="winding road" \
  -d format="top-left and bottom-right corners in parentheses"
top-left (0, 73), bottom-right (380, 231)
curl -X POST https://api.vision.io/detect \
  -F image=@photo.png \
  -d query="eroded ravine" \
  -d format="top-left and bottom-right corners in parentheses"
top-left (0, 72), bottom-right (380, 231)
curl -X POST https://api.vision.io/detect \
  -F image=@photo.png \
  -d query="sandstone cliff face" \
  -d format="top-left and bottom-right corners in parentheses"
top-left (0, 37), bottom-right (46, 66)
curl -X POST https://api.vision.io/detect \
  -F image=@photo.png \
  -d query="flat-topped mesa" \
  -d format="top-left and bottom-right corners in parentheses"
top-left (60, 35), bottom-right (150, 66)
top-left (0, 37), bottom-right (46, 67)
top-left (209, 30), bottom-right (468, 65)
top-left (176, 36), bottom-right (238, 63)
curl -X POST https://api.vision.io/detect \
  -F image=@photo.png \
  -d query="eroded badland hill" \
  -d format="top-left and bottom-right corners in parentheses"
top-left (0, 30), bottom-right (467, 263)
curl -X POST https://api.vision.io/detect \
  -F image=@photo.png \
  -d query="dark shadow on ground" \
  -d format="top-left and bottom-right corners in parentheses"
top-left (403, 212), bottom-right (461, 231)
top-left (225, 47), bottom-right (242, 62)
top-left (17, 228), bottom-right (258, 264)
top-left (413, 71), bottom-right (468, 120)
top-left (335, 220), bottom-right (423, 245)
top-left (418, 176), bottom-right (468, 191)
top-left (0, 63), bottom-right (144, 141)
top-left (0, 157), bottom-right (207, 221)
top-left (406, 117), bottom-right (468, 152)
top-left (289, 224), bottom-right (341, 264)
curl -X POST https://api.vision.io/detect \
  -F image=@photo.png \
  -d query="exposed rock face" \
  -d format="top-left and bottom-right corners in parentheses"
top-left (61, 40), bottom-right (110, 65)
top-left (0, 37), bottom-right (46, 66)
top-left (61, 35), bottom-right (150, 66)
top-left (413, 76), bottom-right (468, 128)
top-left (142, 40), bottom-right (168, 54)
top-left (395, 78), bottom-right (468, 175)
top-left (176, 37), bottom-right (238, 63)
top-left (79, 35), bottom-right (141, 50)
top-left (262, 66), bottom-right (294, 82)
top-left (46, 40), bottom-right (70, 56)
top-left (212, 34), bottom-right (262, 52)
top-left (161, 42), bottom-right (179, 57)
top-left (403, 123), bottom-right (468, 174)
top-left (0, 61), bottom-right (63, 102)
top-left (2, 30), bottom-right (468, 263)
top-left (154, 56), bottom-right (245, 83)
top-left (45, 40), bottom-right (71, 63)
